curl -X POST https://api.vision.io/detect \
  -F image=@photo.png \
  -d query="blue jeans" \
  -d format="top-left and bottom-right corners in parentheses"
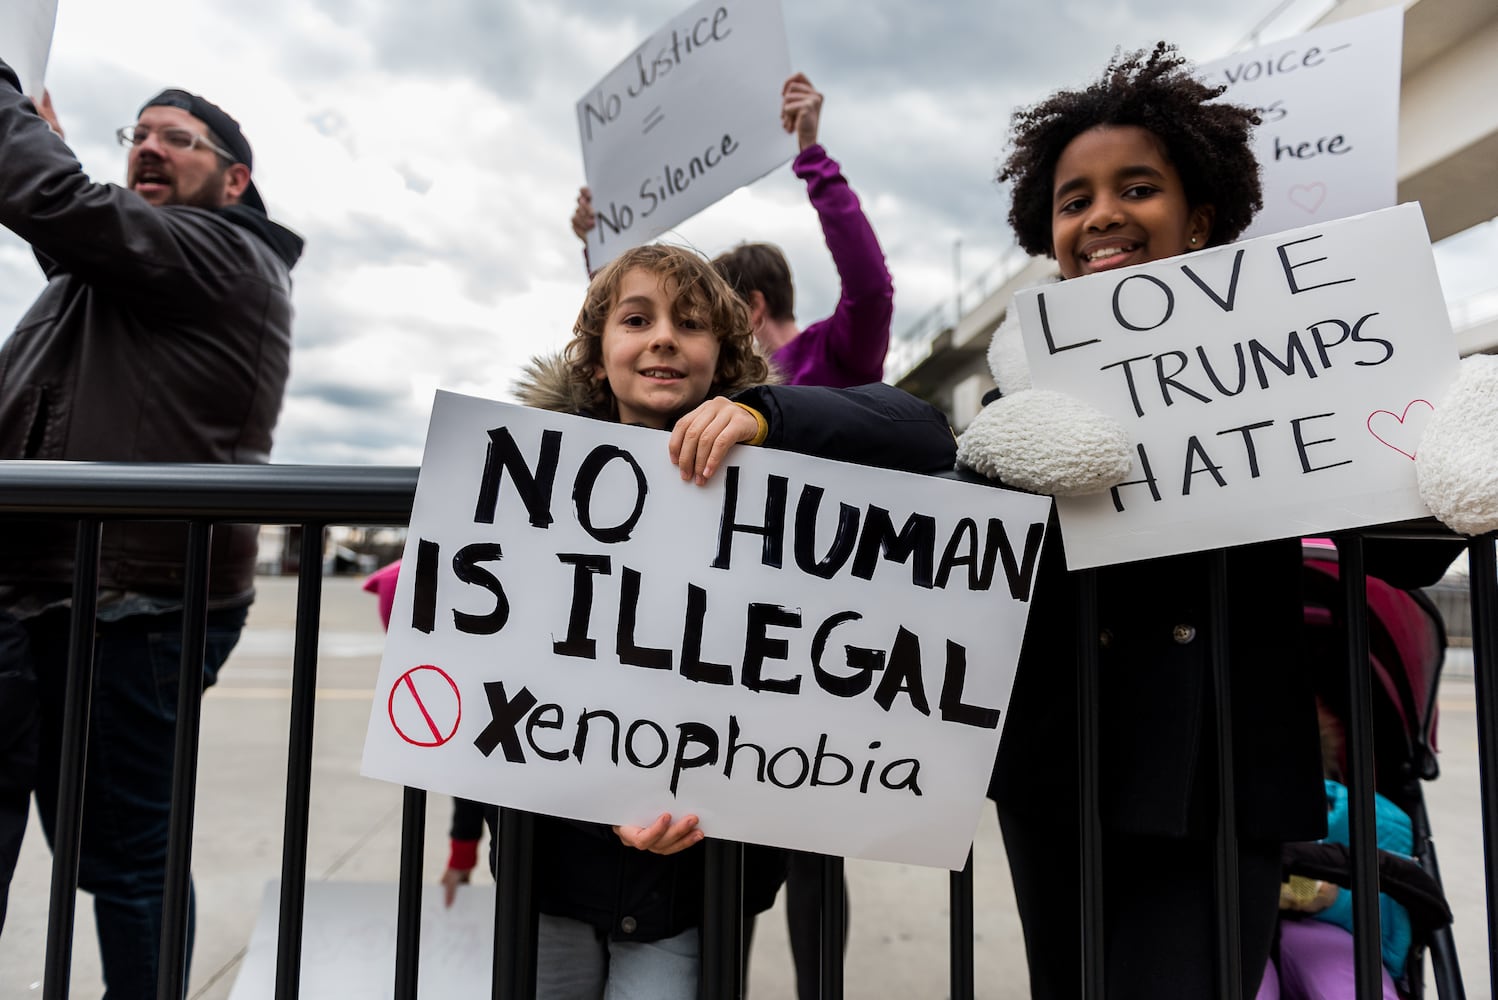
top-left (1, 607), bottom-right (39, 935)
top-left (28, 605), bottom-right (246, 1000)
top-left (535, 913), bottom-right (699, 1000)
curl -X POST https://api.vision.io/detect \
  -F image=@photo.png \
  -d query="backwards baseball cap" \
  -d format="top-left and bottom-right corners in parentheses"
top-left (139, 89), bottom-right (266, 213)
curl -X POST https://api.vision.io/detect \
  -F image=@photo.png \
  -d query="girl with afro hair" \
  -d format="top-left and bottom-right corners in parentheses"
top-left (958, 43), bottom-right (1473, 1000)
top-left (964, 43), bottom-right (1492, 999)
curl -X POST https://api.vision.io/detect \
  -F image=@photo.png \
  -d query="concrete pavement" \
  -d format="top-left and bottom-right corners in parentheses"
top-left (0, 575), bottom-right (1491, 998)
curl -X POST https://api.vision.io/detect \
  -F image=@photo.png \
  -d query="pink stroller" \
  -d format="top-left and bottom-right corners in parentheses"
top-left (1290, 539), bottom-right (1460, 1000)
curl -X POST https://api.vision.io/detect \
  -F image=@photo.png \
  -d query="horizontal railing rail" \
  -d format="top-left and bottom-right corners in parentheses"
top-left (2, 462), bottom-right (1492, 1000)
top-left (0, 461), bottom-right (418, 521)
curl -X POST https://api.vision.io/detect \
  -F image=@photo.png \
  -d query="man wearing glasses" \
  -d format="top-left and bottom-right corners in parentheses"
top-left (0, 60), bottom-right (301, 998)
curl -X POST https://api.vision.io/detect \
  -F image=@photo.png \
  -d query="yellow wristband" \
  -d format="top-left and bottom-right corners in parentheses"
top-left (732, 402), bottom-right (769, 446)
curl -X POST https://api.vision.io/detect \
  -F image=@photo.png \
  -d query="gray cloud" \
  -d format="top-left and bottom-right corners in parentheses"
top-left (287, 377), bottom-right (406, 412)
top-left (7, 0), bottom-right (1491, 470)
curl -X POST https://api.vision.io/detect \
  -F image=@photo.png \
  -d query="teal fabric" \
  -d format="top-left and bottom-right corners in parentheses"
top-left (1317, 780), bottom-right (1413, 978)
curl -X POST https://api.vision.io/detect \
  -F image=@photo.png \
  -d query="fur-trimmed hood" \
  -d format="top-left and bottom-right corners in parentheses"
top-left (513, 352), bottom-right (591, 415)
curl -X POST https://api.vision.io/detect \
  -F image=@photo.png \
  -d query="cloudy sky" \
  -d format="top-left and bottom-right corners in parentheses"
top-left (2, 0), bottom-right (1492, 464)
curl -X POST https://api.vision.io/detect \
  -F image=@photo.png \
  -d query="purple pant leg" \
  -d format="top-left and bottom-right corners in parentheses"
top-left (1255, 959), bottom-right (1281, 1000)
top-left (1277, 918), bottom-right (1399, 1000)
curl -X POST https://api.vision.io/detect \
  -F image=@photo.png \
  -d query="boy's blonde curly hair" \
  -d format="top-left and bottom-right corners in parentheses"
top-left (565, 244), bottom-right (771, 419)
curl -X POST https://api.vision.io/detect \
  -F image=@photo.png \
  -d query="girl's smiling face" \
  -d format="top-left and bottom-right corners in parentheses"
top-left (596, 267), bottom-right (721, 429)
top-left (1050, 124), bottom-right (1214, 280)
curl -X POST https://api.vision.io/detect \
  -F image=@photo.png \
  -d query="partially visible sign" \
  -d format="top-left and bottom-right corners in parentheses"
top-left (1016, 203), bottom-right (1459, 569)
top-left (576, 0), bottom-right (797, 268)
top-left (361, 391), bottom-right (1051, 869)
top-left (0, 0), bottom-right (59, 98)
top-left (1199, 6), bottom-right (1404, 239)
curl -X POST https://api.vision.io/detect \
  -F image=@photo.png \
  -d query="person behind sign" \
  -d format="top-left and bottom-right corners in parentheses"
top-left (954, 44), bottom-right (1484, 999)
top-left (573, 72), bottom-right (893, 390)
top-left (507, 241), bottom-right (953, 1000)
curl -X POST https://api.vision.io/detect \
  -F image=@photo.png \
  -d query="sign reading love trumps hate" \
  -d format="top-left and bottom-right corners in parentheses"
top-left (1017, 203), bottom-right (1459, 569)
top-left (361, 392), bottom-right (1051, 869)
top-left (575, 0), bottom-right (797, 269)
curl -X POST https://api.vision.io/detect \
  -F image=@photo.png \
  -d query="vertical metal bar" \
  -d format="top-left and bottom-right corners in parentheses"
top-left (948, 849), bottom-right (975, 1000)
top-left (157, 521), bottom-right (214, 1000)
top-left (1410, 796), bottom-right (1466, 1000)
top-left (1467, 534), bottom-right (1498, 1000)
top-left (42, 518), bottom-right (102, 1000)
top-left (393, 786), bottom-right (427, 1000)
top-left (274, 524), bottom-right (326, 1000)
top-left (1076, 568), bottom-right (1104, 1000)
top-left (1337, 534), bottom-right (1382, 1000)
top-left (818, 854), bottom-right (844, 999)
top-left (700, 840), bottom-right (744, 1000)
top-left (493, 807), bottom-right (536, 1000)
top-left (1209, 549), bottom-right (1242, 1000)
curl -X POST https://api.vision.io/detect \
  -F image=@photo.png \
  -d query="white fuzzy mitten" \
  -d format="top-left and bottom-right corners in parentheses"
top-left (1416, 353), bottom-right (1498, 535)
top-left (955, 307), bottom-right (1133, 496)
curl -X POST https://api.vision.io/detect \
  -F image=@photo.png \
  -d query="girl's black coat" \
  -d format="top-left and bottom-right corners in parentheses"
top-left (987, 504), bottom-right (1462, 841)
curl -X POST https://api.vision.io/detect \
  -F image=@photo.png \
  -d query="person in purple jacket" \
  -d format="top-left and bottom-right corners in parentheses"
top-left (571, 72), bottom-right (894, 391)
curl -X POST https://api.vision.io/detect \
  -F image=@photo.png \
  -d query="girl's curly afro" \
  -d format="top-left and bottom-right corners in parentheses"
top-left (1000, 42), bottom-right (1263, 258)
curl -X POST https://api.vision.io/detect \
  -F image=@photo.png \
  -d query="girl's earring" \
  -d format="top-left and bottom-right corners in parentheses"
top-left (1189, 236), bottom-right (1199, 246)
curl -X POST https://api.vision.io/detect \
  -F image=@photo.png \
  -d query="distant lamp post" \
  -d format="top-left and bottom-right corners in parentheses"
top-left (953, 238), bottom-right (963, 326)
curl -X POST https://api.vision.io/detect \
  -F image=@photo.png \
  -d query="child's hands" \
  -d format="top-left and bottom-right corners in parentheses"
top-left (958, 306), bottom-right (1132, 495)
top-left (669, 397), bottom-right (762, 486)
top-left (440, 865), bottom-right (472, 907)
top-left (570, 186), bottom-right (594, 242)
top-left (1417, 354), bottom-right (1498, 535)
top-left (1278, 876), bottom-right (1339, 913)
top-left (957, 389), bottom-right (1132, 495)
top-left (613, 812), bottom-right (704, 855)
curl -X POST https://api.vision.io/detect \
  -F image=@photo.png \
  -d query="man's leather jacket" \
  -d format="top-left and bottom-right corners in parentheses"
top-left (0, 63), bottom-right (303, 599)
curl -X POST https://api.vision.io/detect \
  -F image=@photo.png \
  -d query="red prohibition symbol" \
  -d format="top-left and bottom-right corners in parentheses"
top-left (388, 664), bottom-right (462, 748)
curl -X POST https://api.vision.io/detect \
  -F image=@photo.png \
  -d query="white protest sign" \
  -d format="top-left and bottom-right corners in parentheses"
top-left (1017, 203), bottom-right (1459, 569)
top-left (228, 881), bottom-right (494, 1000)
top-left (576, 0), bottom-right (797, 269)
top-left (0, 0), bottom-right (59, 98)
top-left (361, 391), bottom-right (1051, 870)
top-left (1200, 6), bottom-right (1403, 240)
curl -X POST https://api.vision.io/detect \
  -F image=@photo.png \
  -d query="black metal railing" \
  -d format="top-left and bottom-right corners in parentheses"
top-left (1, 461), bottom-right (1493, 1000)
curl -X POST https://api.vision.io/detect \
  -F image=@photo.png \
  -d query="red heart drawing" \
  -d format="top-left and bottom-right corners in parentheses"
top-left (1367, 400), bottom-right (1435, 460)
top-left (1288, 182), bottom-right (1327, 213)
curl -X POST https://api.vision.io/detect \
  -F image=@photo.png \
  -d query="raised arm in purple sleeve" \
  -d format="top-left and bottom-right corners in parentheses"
top-left (770, 144), bottom-right (894, 388)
